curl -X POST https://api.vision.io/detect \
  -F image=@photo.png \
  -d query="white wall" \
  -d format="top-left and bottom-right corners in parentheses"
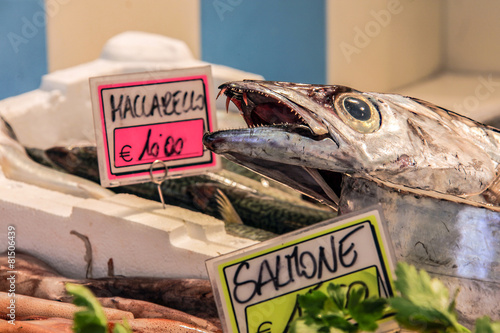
top-left (46, 0), bottom-right (200, 71)
top-left (327, 0), bottom-right (443, 92)
top-left (444, 0), bottom-right (500, 73)
top-left (38, 0), bottom-right (500, 90)
top-left (387, 0), bottom-right (500, 122)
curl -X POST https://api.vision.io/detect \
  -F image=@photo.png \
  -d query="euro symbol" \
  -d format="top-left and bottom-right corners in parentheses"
top-left (119, 145), bottom-right (133, 162)
top-left (257, 321), bottom-right (272, 333)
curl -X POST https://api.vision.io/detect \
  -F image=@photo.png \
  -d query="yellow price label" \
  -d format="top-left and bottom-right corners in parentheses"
top-left (206, 207), bottom-right (397, 333)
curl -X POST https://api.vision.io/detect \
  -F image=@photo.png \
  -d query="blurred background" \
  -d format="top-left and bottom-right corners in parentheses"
top-left (1, 0), bottom-right (500, 122)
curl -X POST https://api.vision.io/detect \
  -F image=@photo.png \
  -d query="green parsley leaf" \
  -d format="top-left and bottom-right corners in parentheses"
top-left (66, 283), bottom-right (132, 333)
top-left (321, 313), bottom-right (357, 333)
top-left (291, 283), bottom-right (388, 333)
top-left (66, 283), bottom-right (108, 333)
top-left (474, 316), bottom-right (500, 333)
top-left (113, 319), bottom-right (132, 333)
top-left (298, 289), bottom-right (328, 319)
top-left (326, 283), bottom-right (348, 314)
top-left (389, 262), bottom-right (470, 333)
top-left (349, 295), bottom-right (388, 332)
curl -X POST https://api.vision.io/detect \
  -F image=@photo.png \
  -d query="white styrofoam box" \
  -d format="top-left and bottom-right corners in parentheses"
top-left (0, 173), bottom-right (256, 279)
top-left (0, 32), bottom-right (263, 279)
top-left (100, 31), bottom-right (195, 63)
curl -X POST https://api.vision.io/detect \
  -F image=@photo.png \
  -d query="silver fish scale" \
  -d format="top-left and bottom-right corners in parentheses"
top-left (340, 177), bottom-right (500, 327)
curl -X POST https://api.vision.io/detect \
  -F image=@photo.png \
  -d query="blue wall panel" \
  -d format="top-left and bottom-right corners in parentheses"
top-left (0, 0), bottom-right (48, 100)
top-left (201, 0), bottom-right (326, 84)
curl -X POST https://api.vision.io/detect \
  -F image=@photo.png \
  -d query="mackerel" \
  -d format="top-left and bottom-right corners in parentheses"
top-left (26, 144), bottom-right (335, 235)
top-left (0, 117), bottom-right (113, 199)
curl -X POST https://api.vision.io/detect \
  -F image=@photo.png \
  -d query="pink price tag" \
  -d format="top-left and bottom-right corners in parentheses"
top-left (114, 119), bottom-right (204, 168)
top-left (89, 66), bottom-right (219, 187)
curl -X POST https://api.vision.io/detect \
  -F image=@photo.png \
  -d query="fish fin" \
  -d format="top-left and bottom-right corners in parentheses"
top-left (214, 189), bottom-right (244, 225)
top-left (188, 184), bottom-right (244, 224)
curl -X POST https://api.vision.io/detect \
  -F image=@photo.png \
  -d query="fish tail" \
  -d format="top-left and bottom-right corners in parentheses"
top-left (214, 188), bottom-right (244, 225)
top-left (188, 184), bottom-right (244, 225)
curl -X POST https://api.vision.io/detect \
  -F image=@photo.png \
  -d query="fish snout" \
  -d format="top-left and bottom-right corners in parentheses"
top-left (202, 132), bottom-right (216, 151)
top-left (203, 131), bottom-right (228, 153)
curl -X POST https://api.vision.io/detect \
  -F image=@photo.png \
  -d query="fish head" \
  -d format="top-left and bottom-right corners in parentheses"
top-left (204, 80), bottom-right (499, 208)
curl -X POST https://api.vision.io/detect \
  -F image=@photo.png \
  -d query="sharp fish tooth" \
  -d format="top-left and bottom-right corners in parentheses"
top-left (216, 87), bottom-right (227, 100)
top-left (243, 92), bottom-right (248, 106)
top-left (225, 96), bottom-right (231, 113)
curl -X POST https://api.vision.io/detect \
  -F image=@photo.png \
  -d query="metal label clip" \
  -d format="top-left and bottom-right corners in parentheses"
top-left (149, 160), bottom-right (168, 209)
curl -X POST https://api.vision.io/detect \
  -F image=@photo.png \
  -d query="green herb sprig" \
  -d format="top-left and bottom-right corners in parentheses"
top-left (289, 262), bottom-right (500, 333)
top-left (66, 283), bottom-right (132, 333)
top-left (289, 283), bottom-right (388, 333)
top-left (390, 262), bottom-right (468, 333)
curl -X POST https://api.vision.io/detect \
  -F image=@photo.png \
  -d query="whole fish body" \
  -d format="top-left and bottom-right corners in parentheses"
top-left (203, 80), bottom-right (500, 325)
top-left (25, 144), bottom-right (335, 239)
top-left (0, 117), bottom-right (113, 200)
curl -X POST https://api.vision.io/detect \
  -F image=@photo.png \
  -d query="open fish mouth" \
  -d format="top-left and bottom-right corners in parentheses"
top-left (204, 81), bottom-right (346, 209)
top-left (217, 81), bottom-right (332, 138)
top-left (220, 82), bottom-right (306, 127)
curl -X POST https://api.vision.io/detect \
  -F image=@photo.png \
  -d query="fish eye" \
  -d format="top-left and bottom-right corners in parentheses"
top-left (334, 93), bottom-right (381, 133)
